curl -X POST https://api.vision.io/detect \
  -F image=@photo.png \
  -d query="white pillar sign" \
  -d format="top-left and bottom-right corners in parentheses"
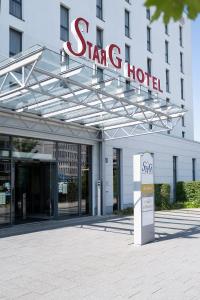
top-left (133, 153), bottom-right (154, 245)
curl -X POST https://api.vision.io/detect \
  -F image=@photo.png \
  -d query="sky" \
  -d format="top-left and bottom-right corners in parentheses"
top-left (192, 16), bottom-right (200, 141)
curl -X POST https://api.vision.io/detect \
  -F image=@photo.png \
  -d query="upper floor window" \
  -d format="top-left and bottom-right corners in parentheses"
top-left (60, 5), bottom-right (69, 41)
top-left (9, 28), bottom-right (22, 57)
top-left (147, 26), bottom-right (151, 51)
top-left (165, 40), bottom-right (169, 63)
top-left (9, 0), bottom-right (22, 19)
top-left (96, 0), bottom-right (103, 20)
top-left (179, 26), bottom-right (183, 47)
top-left (147, 58), bottom-right (152, 75)
top-left (125, 10), bottom-right (130, 37)
top-left (125, 44), bottom-right (130, 63)
top-left (181, 78), bottom-right (184, 99)
top-left (165, 24), bottom-right (169, 35)
top-left (146, 8), bottom-right (150, 20)
top-left (97, 67), bottom-right (104, 82)
top-left (96, 27), bottom-right (103, 49)
top-left (180, 52), bottom-right (183, 73)
top-left (166, 69), bottom-right (170, 93)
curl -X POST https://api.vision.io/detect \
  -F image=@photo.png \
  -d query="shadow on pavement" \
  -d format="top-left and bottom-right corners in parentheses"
top-left (0, 210), bottom-right (200, 243)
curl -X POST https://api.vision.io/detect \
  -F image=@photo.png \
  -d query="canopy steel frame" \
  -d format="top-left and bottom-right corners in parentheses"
top-left (0, 45), bottom-right (185, 141)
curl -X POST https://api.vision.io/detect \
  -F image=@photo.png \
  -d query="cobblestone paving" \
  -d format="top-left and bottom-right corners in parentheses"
top-left (0, 209), bottom-right (200, 300)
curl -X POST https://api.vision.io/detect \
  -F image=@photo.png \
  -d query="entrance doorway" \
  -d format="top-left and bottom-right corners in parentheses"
top-left (14, 161), bottom-right (55, 223)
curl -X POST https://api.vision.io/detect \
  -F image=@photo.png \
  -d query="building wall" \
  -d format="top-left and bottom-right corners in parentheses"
top-left (0, 0), bottom-right (199, 214)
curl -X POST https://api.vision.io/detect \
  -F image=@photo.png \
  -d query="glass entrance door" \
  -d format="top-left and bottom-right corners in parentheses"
top-left (14, 161), bottom-right (54, 223)
top-left (57, 143), bottom-right (92, 217)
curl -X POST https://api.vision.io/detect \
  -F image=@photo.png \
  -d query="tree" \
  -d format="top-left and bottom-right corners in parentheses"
top-left (144, 0), bottom-right (200, 23)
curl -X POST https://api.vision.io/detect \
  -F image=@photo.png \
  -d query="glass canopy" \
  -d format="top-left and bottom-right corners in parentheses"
top-left (0, 45), bottom-right (185, 140)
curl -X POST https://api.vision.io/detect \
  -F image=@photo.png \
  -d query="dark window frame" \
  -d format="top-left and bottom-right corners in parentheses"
top-left (96, 0), bottom-right (103, 20)
top-left (147, 26), bottom-right (151, 52)
top-left (9, 0), bottom-right (22, 20)
top-left (179, 26), bottom-right (183, 47)
top-left (181, 78), bottom-right (184, 100)
top-left (147, 57), bottom-right (152, 75)
top-left (60, 5), bottom-right (69, 42)
top-left (125, 10), bottom-right (130, 37)
top-left (165, 40), bottom-right (169, 63)
top-left (180, 52), bottom-right (184, 73)
top-left (9, 27), bottom-right (22, 57)
top-left (166, 69), bottom-right (170, 93)
top-left (96, 27), bottom-right (103, 49)
top-left (125, 44), bottom-right (130, 63)
top-left (146, 8), bottom-right (151, 20)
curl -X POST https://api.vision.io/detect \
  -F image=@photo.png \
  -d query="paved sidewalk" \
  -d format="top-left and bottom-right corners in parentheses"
top-left (0, 209), bottom-right (200, 300)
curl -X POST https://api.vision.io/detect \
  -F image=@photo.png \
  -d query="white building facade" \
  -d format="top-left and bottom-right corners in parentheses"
top-left (0, 0), bottom-right (199, 225)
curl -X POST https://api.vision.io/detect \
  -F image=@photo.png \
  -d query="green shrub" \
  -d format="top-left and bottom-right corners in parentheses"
top-left (155, 183), bottom-right (171, 210)
top-left (176, 181), bottom-right (200, 203)
top-left (114, 207), bottom-right (133, 216)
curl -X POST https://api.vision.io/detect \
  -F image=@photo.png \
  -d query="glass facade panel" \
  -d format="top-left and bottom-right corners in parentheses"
top-left (0, 160), bottom-right (11, 225)
top-left (0, 136), bottom-right (10, 158)
top-left (58, 143), bottom-right (79, 216)
top-left (12, 137), bottom-right (56, 161)
top-left (81, 145), bottom-right (91, 215)
top-left (57, 143), bottom-right (92, 216)
top-left (113, 148), bottom-right (121, 211)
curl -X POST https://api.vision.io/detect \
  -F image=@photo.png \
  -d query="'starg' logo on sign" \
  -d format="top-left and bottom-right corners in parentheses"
top-left (141, 160), bottom-right (153, 175)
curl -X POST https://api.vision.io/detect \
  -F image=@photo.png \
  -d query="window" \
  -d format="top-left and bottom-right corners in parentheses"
top-left (9, 28), bottom-right (22, 57)
top-left (166, 69), bottom-right (170, 93)
top-left (97, 67), bottom-right (103, 81)
top-left (165, 40), bottom-right (169, 63)
top-left (181, 78), bottom-right (184, 99)
top-left (167, 130), bottom-right (170, 134)
top-left (148, 90), bottom-right (152, 99)
top-left (96, 0), bottom-right (103, 19)
top-left (126, 80), bottom-right (131, 90)
top-left (9, 0), bottom-right (22, 19)
top-left (147, 58), bottom-right (152, 75)
top-left (165, 24), bottom-right (169, 35)
top-left (192, 158), bottom-right (196, 181)
top-left (182, 131), bottom-right (185, 138)
top-left (180, 52), bottom-right (183, 73)
top-left (147, 27), bottom-right (151, 51)
top-left (125, 44), bottom-right (130, 63)
top-left (146, 8), bottom-right (150, 20)
top-left (96, 28), bottom-right (103, 49)
top-left (181, 116), bottom-right (185, 127)
top-left (60, 5), bottom-right (69, 41)
top-left (179, 26), bottom-right (183, 46)
top-left (125, 10), bottom-right (130, 37)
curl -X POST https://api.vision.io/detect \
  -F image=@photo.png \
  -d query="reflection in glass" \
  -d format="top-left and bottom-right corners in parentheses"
top-left (81, 145), bottom-right (91, 215)
top-left (0, 160), bottom-right (11, 225)
top-left (13, 137), bottom-right (56, 161)
top-left (113, 148), bottom-right (121, 211)
top-left (0, 135), bottom-right (10, 157)
top-left (58, 143), bottom-right (79, 216)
